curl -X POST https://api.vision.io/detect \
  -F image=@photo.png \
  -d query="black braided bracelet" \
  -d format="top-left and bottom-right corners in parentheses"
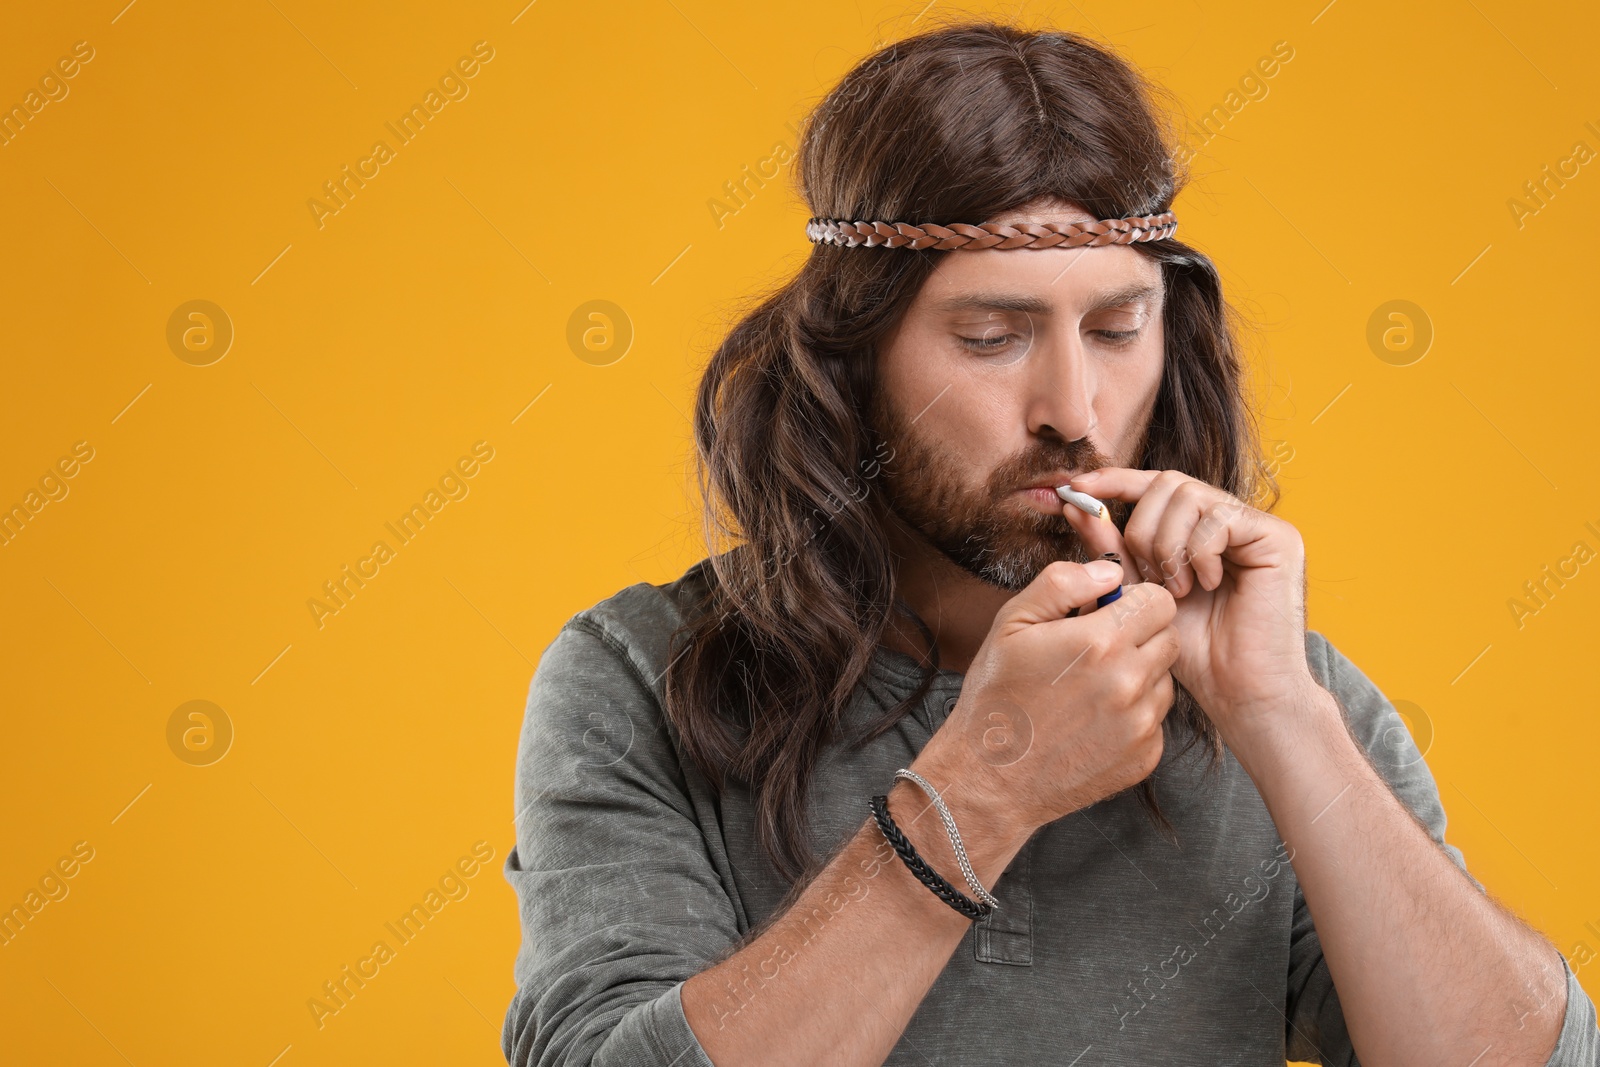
top-left (869, 794), bottom-right (994, 921)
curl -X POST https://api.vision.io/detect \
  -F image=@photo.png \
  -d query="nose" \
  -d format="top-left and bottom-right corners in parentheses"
top-left (1025, 324), bottom-right (1095, 442)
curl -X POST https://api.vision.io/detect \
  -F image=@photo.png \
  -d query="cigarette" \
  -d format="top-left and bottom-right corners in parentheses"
top-left (1055, 484), bottom-right (1113, 522)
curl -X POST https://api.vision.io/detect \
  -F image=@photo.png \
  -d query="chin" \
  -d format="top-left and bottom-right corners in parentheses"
top-left (982, 565), bottom-right (1042, 592)
top-left (966, 531), bottom-right (1092, 591)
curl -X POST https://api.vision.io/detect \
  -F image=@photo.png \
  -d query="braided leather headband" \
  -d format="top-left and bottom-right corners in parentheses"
top-left (806, 210), bottom-right (1177, 250)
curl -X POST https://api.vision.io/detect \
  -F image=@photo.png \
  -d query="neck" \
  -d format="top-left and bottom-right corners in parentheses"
top-left (880, 514), bottom-right (1013, 676)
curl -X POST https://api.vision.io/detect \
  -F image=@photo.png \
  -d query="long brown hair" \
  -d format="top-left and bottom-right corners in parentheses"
top-left (663, 17), bottom-right (1279, 886)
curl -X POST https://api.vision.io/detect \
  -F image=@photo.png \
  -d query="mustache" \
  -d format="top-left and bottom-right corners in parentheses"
top-left (991, 440), bottom-right (1109, 495)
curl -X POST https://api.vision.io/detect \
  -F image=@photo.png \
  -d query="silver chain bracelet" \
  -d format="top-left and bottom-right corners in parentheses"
top-left (893, 768), bottom-right (1001, 910)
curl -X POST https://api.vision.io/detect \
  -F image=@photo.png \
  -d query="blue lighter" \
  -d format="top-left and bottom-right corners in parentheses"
top-left (1096, 551), bottom-right (1124, 608)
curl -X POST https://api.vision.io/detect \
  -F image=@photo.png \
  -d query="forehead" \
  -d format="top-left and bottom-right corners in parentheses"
top-left (915, 200), bottom-right (1163, 315)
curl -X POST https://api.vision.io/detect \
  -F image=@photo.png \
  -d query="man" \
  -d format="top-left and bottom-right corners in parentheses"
top-left (501, 19), bottom-right (1598, 1067)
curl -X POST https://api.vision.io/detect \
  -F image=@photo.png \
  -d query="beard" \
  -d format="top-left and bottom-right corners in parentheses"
top-left (869, 389), bottom-right (1119, 591)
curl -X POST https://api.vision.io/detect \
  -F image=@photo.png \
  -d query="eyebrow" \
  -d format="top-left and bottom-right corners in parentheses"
top-left (930, 282), bottom-right (1163, 317)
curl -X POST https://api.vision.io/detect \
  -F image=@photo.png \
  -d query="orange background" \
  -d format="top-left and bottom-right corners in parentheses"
top-left (1, 1), bottom-right (1596, 1063)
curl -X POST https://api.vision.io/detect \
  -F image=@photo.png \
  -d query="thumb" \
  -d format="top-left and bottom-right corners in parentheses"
top-left (1061, 493), bottom-right (1128, 564)
top-left (1003, 558), bottom-right (1124, 626)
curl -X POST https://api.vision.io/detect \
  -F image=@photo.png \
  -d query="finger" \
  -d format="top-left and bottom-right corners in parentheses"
top-left (1079, 469), bottom-right (1283, 584)
top-left (1117, 471), bottom-right (1186, 588)
top-left (1095, 580), bottom-right (1179, 648)
top-left (1147, 482), bottom-right (1215, 597)
top-left (1135, 667), bottom-right (1178, 730)
top-left (1066, 466), bottom-right (1161, 504)
top-left (1060, 493), bottom-right (1126, 560)
top-left (1186, 497), bottom-right (1241, 592)
top-left (1059, 498), bottom-right (1128, 616)
top-left (1036, 577), bottom-right (1176, 648)
top-left (1196, 495), bottom-right (1267, 588)
top-left (1157, 493), bottom-right (1269, 593)
top-left (1001, 558), bottom-right (1124, 628)
top-left (1134, 621), bottom-right (1182, 673)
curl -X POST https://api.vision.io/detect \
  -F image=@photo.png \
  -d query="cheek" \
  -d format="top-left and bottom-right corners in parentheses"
top-left (882, 320), bottom-right (968, 391)
top-left (1093, 333), bottom-right (1165, 438)
top-left (1103, 315), bottom-right (1165, 384)
top-left (927, 364), bottom-right (1015, 457)
top-left (881, 375), bottom-right (1000, 487)
top-left (1131, 331), bottom-right (1166, 394)
top-left (879, 325), bottom-right (1007, 437)
top-left (927, 409), bottom-right (996, 468)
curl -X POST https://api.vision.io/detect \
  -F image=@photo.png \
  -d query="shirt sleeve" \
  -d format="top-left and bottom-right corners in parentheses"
top-left (500, 617), bottom-right (739, 1067)
top-left (1285, 632), bottom-right (1600, 1066)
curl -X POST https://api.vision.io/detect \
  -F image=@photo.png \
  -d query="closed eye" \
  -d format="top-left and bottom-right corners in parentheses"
top-left (958, 328), bottom-right (1143, 352)
top-left (957, 334), bottom-right (1021, 352)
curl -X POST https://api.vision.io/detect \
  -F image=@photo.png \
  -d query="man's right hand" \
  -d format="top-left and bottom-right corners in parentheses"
top-left (919, 558), bottom-right (1181, 838)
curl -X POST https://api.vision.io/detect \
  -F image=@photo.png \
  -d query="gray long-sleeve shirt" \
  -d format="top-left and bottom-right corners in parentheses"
top-left (502, 557), bottom-right (1599, 1066)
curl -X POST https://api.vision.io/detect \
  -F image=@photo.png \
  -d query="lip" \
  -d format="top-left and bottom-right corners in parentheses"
top-left (1016, 486), bottom-right (1071, 513)
top-left (1019, 473), bottom-right (1082, 490)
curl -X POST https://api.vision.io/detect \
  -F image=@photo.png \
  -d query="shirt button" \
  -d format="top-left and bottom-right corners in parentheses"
top-left (944, 696), bottom-right (958, 715)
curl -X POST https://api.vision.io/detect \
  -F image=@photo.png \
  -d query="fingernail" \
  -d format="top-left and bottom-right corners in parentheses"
top-left (1085, 559), bottom-right (1120, 581)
